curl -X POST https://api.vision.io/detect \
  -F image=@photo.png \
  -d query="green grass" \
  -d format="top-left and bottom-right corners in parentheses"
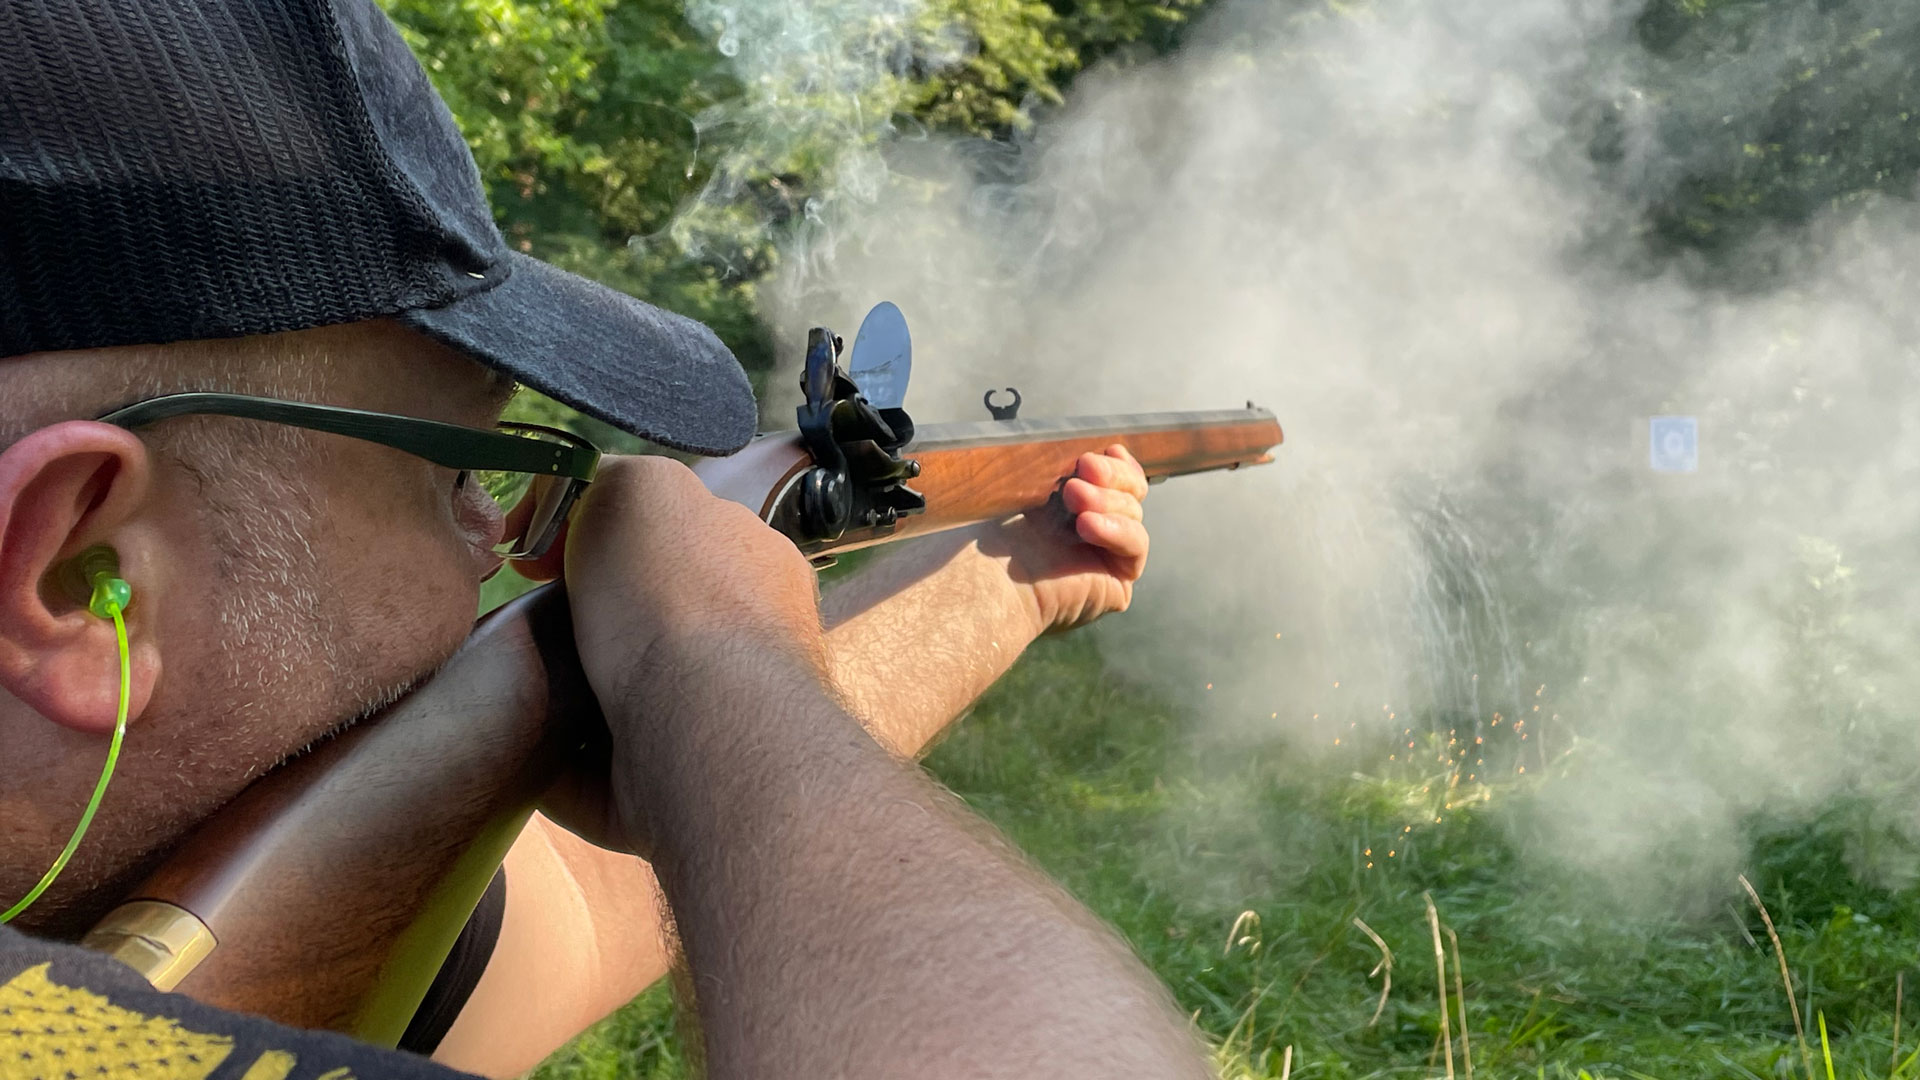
top-left (531, 632), bottom-right (1920, 1080)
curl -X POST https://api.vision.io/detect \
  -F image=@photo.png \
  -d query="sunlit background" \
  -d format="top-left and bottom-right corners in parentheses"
top-left (433, 0), bottom-right (1920, 1075)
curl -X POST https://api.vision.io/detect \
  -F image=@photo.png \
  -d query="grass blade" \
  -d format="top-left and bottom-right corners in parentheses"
top-left (1740, 874), bottom-right (1815, 1080)
top-left (1352, 916), bottom-right (1394, 1028)
top-left (1448, 925), bottom-right (1473, 1080)
top-left (1426, 893), bottom-right (1455, 1080)
top-left (1819, 1011), bottom-right (1834, 1080)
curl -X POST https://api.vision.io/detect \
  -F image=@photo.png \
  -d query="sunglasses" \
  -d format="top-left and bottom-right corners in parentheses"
top-left (99, 393), bottom-right (602, 560)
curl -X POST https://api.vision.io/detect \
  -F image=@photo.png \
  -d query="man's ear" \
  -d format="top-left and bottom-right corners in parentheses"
top-left (0, 422), bottom-right (163, 734)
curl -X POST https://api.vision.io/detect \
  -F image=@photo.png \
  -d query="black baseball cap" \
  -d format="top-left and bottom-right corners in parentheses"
top-left (0, 0), bottom-right (757, 456)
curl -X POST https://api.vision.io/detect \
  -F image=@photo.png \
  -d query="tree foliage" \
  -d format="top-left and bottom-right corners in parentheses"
top-left (376, 0), bottom-right (1920, 392)
top-left (377, 0), bottom-right (1216, 380)
top-left (1621, 0), bottom-right (1920, 256)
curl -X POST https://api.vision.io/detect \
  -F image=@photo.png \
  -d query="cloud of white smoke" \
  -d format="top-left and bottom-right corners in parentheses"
top-left (708, 0), bottom-right (1920, 911)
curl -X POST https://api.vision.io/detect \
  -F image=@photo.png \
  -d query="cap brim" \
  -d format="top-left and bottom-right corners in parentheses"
top-left (399, 251), bottom-right (757, 456)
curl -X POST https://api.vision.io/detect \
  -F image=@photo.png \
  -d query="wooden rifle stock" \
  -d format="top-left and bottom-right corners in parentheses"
top-left (705, 408), bottom-right (1283, 555)
top-left (80, 585), bottom-right (598, 1042)
top-left (80, 406), bottom-right (1281, 1040)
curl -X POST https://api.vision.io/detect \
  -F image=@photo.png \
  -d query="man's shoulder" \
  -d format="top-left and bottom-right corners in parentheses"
top-left (0, 924), bottom-right (476, 1080)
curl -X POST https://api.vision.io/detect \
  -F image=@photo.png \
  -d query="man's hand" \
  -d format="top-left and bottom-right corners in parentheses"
top-left (988, 444), bottom-right (1150, 634)
top-left (565, 455), bottom-right (825, 678)
top-left (556, 454), bottom-right (828, 855)
top-left (549, 455), bottom-right (1207, 1080)
top-left (439, 447), bottom-right (1163, 1076)
top-left (814, 442), bottom-right (1152, 755)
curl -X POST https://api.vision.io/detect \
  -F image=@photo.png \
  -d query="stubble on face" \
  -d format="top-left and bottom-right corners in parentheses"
top-left (156, 331), bottom-right (458, 764)
top-left (150, 324), bottom-right (496, 790)
top-left (176, 426), bottom-right (421, 770)
top-left (3, 323), bottom-right (504, 933)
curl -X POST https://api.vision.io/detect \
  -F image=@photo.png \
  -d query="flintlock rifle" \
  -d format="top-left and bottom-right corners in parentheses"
top-left (80, 308), bottom-right (1283, 1044)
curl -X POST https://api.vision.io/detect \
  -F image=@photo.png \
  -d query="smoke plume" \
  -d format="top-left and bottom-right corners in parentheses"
top-left (702, 0), bottom-right (1920, 910)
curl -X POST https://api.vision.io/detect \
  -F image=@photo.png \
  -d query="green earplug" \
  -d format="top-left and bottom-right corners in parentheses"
top-left (70, 545), bottom-right (131, 619)
top-left (89, 575), bottom-right (132, 619)
top-left (3, 544), bottom-right (134, 923)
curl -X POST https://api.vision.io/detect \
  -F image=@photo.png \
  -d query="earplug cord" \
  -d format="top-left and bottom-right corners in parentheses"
top-left (0, 605), bottom-right (131, 924)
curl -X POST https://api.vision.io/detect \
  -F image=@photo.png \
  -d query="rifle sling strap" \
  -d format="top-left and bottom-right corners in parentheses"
top-left (398, 867), bottom-right (508, 1056)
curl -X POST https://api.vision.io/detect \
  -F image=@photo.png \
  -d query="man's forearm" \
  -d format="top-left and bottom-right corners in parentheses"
top-left (821, 525), bottom-right (1044, 757)
top-left (437, 530), bottom-right (1063, 1077)
top-left (620, 637), bottom-right (1209, 1080)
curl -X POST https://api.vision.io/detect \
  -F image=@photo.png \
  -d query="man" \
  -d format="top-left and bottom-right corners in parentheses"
top-left (0, 1), bottom-right (1211, 1078)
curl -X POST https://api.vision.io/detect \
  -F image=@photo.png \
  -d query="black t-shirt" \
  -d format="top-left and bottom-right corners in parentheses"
top-left (0, 923), bottom-right (478, 1080)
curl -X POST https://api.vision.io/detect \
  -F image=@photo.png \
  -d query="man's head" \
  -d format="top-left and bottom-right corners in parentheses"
top-left (0, 321), bottom-right (522, 931)
top-left (0, 0), bottom-right (757, 932)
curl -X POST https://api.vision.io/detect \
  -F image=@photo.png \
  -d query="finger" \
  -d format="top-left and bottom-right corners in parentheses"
top-left (1074, 511), bottom-right (1149, 573)
top-left (1062, 476), bottom-right (1143, 521)
top-left (514, 519), bottom-right (571, 583)
top-left (1074, 447), bottom-right (1150, 501)
top-left (1105, 445), bottom-right (1149, 501)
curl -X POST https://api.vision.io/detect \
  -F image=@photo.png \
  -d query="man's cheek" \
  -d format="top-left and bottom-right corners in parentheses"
top-left (348, 542), bottom-right (478, 682)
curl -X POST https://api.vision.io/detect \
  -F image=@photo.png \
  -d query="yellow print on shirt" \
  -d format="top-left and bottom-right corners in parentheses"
top-left (0, 963), bottom-right (353, 1080)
